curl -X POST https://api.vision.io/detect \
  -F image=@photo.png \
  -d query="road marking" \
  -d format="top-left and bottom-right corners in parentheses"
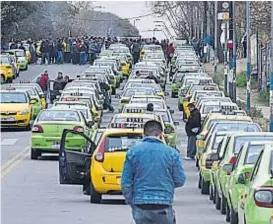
top-left (0, 139), bottom-right (18, 146)
top-left (1, 146), bottom-right (29, 179)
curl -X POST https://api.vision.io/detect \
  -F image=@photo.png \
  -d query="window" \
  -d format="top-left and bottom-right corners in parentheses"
top-left (1, 92), bottom-right (27, 103)
top-left (250, 150), bottom-right (264, 182)
top-left (244, 145), bottom-right (264, 164)
top-left (234, 136), bottom-right (273, 153)
top-left (38, 110), bottom-right (80, 122)
top-left (211, 123), bottom-right (260, 134)
top-left (105, 135), bottom-right (143, 152)
top-left (212, 135), bottom-right (225, 151)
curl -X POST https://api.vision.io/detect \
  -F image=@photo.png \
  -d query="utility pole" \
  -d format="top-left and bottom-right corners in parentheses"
top-left (214, 1), bottom-right (218, 78)
top-left (270, 1), bottom-right (273, 131)
top-left (246, 1), bottom-right (251, 115)
top-left (224, 18), bottom-right (228, 94)
top-left (232, 1), bottom-right (237, 102)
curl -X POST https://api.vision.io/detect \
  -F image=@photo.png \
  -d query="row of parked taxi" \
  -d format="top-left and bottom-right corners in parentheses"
top-left (0, 49), bottom-right (29, 84)
top-left (170, 43), bottom-right (273, 224)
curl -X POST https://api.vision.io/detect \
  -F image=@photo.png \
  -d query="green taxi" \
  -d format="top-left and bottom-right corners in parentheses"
top-left (31, 108), bottom-right (95, 160)
top-left (226, 141), bottom-right (268, 224)
top-left (238, 143), bottom-right (273, 224)
top-left (5, 49), bottom-right (28, 71)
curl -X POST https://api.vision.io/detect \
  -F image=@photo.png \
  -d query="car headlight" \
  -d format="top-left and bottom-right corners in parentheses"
top-left (19, 109), bottom-right (29, 115)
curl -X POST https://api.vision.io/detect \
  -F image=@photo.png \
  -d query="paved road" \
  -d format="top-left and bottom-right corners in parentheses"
top-left (1, 64), bottom-right (226, 224)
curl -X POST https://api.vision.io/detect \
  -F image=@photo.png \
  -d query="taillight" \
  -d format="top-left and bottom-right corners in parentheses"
top-left (95, 138), bottom-right (106, 162)
top-left (254, 187), bottom-right (273, 208)
top-left (229, 155), bottom-right (237, 166)
top-left (32, 125), bottom-right (43, 133)
top-left (73, 126), bottom-right (84, 132)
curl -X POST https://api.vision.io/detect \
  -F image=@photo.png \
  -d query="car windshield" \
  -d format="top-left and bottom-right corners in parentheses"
top-left (143, 46), bottom-right (161, 51)
top-left (130, 83), bottom-right (161, 91)
top-left (15, 51), bottom-right (25, 57)
top-left (130, 100), bottom-right (165, 109)
top-left (0, 92), bottom-right (27, 103)
top-left (234, 136), bottom-right (273, 153)
top-left (195, 92), bottom-right (223, 100)
top-left (144, 54), bottom-right (164, 59)
top-left (173, 74), bottom-right (184, 82)
top-left (0, 57), bottom-right (10, 64)
top-left (38, 110), bottom-right (80, 122)
top-left (212, 123), bottom-right (260, 133)
top-left (244, 145), bottom-right (264, 164)
top-left (9, 86), bottom-right (36, 96)
top-left (105, 135), bottom-right (143, 152)
top-left (124, 89), bottom-right (154, 97)
top-left (212, 135), bottom-right (225, 151)
top-left (203, 105), bottom-right (223, 114)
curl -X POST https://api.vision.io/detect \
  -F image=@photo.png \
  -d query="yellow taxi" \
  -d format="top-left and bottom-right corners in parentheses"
top-left (1, 55), bottom-right (14, 83)
top-left (195, 112), bottom-right (253, 167)
top-left (59, 122), bottom-right (167, 203)
top-left (0, 88), bottom-right (37, 130)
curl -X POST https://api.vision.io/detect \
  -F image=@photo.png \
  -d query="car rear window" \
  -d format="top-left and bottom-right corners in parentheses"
top-left (105, 135), bottom-right (143, 152)
top-left (212, 135), bottom-right (225, 151)
top-left (234, 136), bottom-right (273, 153)
top-left (212, 123), bottom-right (260, 133)
top-left (244, 145), bottom-right (264, 164)
top-left (124, 89), bottom-right (154, 97)
top-left (1, 92), bottom-right (27, 103)
top-left (38, 110), bottom-right (80, 122)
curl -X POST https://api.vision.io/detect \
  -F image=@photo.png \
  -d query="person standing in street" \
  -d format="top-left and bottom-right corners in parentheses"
top-left (121, 120), bottom-right (186, 224)
top-left (166, 43), bottom-right (175, 68)
top-left (38, 70), bottom-right (49, 93)
top-left (131, 40), bottom-right (140, 64)
top-left (184, 103), bottom-right (201, 160)
top-left (40, 40), bottom-right (50, 64)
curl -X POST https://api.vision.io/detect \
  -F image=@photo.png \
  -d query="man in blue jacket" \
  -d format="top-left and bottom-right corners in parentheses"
top-left (121, 120), bottom-right (186, 224)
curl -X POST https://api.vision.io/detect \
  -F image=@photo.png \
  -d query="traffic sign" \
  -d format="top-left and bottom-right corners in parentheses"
top-left (218, 12), bottom-right (229, 20)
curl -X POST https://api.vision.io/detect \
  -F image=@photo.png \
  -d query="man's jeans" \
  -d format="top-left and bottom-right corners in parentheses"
top-left (132, 205), bottom-right (175, 224)
top-left (187, 135), bottom-right (197, 158)
top-left (57, 51), bottom-right (63, 64)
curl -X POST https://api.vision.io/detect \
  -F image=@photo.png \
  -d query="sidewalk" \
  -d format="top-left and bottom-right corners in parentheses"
top-left (204, 59), bottom-right (270, 131)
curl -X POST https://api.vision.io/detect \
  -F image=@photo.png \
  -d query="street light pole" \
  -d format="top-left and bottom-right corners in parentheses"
top-left (246, 1), bottom-right (251, 115)
top-left (232, 1), bottom-right (237, 102)
top-left (270, 1), bottom-right (273, 131)
top-left (224, 19), bottom-right (228, 94)
top-left (214, 1), bottom-right (218, 78)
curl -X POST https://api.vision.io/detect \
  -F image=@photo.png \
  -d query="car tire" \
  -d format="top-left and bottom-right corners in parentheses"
top-left (213, 186), bottom-right (216, 204)
top-left (178, 103), bottom-right (183, 111)
top-left (25, 65), bottom-right (28, 71)
top-left (209, 185), bottom-right (214, 201)
top-left (31, 148), bottom-right (40, 160)
top-left (83, 183), bottom-right (91, 196)
top-left (215, 190), bottom-right (221, 210)
top-left (226, 203), bottom-right (231, 222)
top-left (221, 193), bottom-right (227, 215)
top-left (1, 75), bottom-right (5, 84)
top-left (171, 92), bottom-right (175, 98)
top-left (201, 178), bottom-right (209, 195)
top-left (198, 174), bottom-right (201, 189)
top-left (8, 78), bottom-right (13, 83)
top-left (230, 206), bottom-right (238, 224)
top-left (90, 182), bottom-right (102, 204)
top-left (195, 158), bottom-right (199, 168)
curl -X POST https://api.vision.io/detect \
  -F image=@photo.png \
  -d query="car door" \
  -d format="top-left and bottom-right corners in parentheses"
top-left (59, 129), bottom-right (96, 185)
top-left (47, 80), bottom-right (62, 102)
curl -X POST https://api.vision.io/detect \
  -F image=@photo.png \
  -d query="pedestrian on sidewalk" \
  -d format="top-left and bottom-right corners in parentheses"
top-left (166, 43), bottom-right (175, 68)
top-left (121, 120), bottom-right (186, 224)
top-left (184, 103), bottom-right (201, 160)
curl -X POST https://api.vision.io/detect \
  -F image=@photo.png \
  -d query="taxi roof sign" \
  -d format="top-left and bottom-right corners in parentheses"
top-left (70, 92), bottom-right (83, 96)
top-left (110, 123), bottom-right (144, 129)
top-left (126, 117), bottom-right (144, 123)
top-left (125, 108), bottom-right (145, 113)
top-left (5, 86), bottom-right (16, 90)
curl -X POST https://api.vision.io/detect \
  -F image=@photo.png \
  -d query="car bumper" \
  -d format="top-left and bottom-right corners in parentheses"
top-left (31, 136), bottom-right (86, 151)
top-left (1, 114), bottom-right (31, 127)
top-left (91, 165), bottom-right (122, 193)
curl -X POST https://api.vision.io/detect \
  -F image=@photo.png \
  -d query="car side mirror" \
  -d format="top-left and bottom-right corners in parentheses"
top-left (164, 127), bottom-right (173, 134)
top-left (197, 134), bottom-right (205, 140)
top-left (76, 75), bottom-right (80, 78)
top-left (30, 99), bottom-right (38, 104)
top-left (223, 164), bottom-right (233, 173)
top-left (115, 94), bottom-right (121, 98)
top-left (208, 152), bottom-right (219, 161)
top-left (94, 116), bottom-right (100, 123)
top-left (97, 106), bottom-right (103, 111)
top-left (184, 97), bottom-right (190, 102)
top-left (56, 95), bottom-right (60, 99)
top-left (174, 121), bottom-right (179, 126)
top-left (169, 109), bottom-right (174, 114)
top-left (164, 92), bottom-right (169, 96)
top-left (59, 90), bottom-right (63, 93)
top-left (39, 93), bottom-right (45, 98)
top-left (237, 173), bottom-right (246, 185)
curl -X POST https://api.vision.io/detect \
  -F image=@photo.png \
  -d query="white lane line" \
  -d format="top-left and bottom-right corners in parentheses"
top-left (0, 139), bottom-right (18, 146)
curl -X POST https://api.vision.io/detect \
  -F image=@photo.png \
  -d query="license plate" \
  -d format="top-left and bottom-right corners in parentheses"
top-left (52, 142), bottom-right (60, 149)
top-left (1, 117), bottom-right (15, 121)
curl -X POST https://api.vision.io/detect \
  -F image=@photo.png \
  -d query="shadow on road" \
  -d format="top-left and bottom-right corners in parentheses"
top-left (1, 128), bottom-right (30, 132)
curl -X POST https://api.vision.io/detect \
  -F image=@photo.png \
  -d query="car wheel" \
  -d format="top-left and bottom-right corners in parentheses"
top-left (198, 174), bottom-right (202, 189)
top-left (171, 92), bottom-right (175, 98)
top-left (201, 178), bottom-right (210, 195)
top-left (25, 65), bottom-right (28, 71)
top-left (230, 206), bottom-right (238, 224)
top-left (221, 193), bottom-right (227, 215)
top-left (178, 103), bottom-right (183, 111)
top-left (90, 182), bottom-right (102, 204)
top-left (112, 88), bottom-right (116, 95)
top-left (31, 148), bottom-right (40, 160)
top-left (196, 158), bottom-right (199, 168)
top-left (83, 183), bottom-right (91, 195)
top-left (1, 75), bottom-right (5, 84)
top-left (215, 190), bottom-right (221, 210)
top-left (226, 203), bottom-right (231, 222)
top-left (8, 78), bottom-right (13, 83)
top-left (209, 185), bottom-right (214, 201)
top-left (213, 186), bottom-right (216, 204)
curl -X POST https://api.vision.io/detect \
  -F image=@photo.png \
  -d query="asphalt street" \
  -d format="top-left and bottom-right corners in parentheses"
top-left (1, 64), bottom-right (226, 224)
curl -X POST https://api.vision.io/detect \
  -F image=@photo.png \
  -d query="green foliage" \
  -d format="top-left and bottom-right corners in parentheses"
top-left (212, 70), bottom-right (224, 86)
top-left (259, 89), bottom-right (270, 105)
top-left (236, 71), bottom-right (247, 87)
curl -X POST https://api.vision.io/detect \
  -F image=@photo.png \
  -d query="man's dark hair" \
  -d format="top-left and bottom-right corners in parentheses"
top-left (144, 120), bottom-right (163, 137)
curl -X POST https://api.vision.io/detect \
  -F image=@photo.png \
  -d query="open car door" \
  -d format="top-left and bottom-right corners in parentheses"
top-left (47, 80), bottom-right (62, 103)
top-left (59, 129), bottom-right (96, 185)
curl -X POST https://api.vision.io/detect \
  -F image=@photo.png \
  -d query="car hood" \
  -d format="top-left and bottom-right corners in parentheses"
top-left (1, 103), bottom-right (29, 112)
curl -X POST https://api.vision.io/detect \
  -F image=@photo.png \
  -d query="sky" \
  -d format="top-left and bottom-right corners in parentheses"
top-left (94, 1), bottom-right (175, 40)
